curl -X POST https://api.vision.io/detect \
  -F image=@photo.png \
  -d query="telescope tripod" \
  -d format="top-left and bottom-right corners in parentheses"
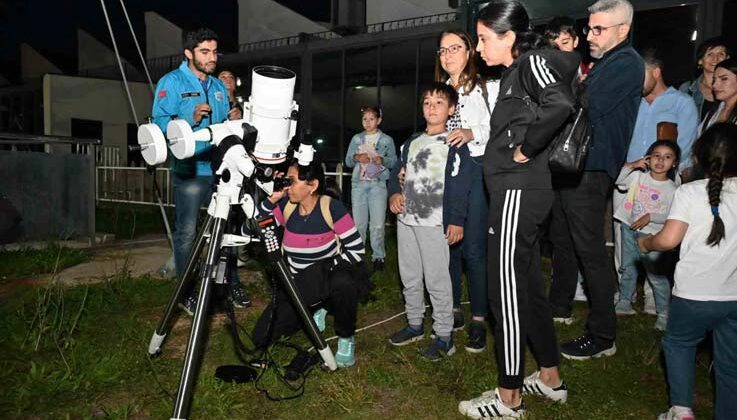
top-left (148, 168), bottom-right (336, 420)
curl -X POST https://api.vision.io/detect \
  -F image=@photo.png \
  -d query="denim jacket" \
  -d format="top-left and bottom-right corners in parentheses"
top-left (679, 75), bottom-right (706, 118)
top-left (344, 130), bottom-right (397, 183)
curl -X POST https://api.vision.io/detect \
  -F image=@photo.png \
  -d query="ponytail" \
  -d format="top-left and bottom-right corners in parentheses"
top-left (706, 172), bottom-right (726, 246)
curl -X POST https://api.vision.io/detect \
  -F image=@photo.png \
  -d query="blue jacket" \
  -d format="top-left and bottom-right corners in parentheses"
top-left (388, 132), bottom-right (472, 228)
top-left (584, 41), bottom-right (645, 180)
top-left (344, 130), bottom-right (397, 183)
top-left (152, 60), bottom-right (230, 176)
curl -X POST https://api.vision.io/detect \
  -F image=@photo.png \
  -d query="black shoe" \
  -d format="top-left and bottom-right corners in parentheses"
top-left (465, 321), bottom-right (487, 353)
top-left (284, 351), bottom-right (321, 381)
top-left (560, 334), bottom-right (616, 360)
top-left (229, 286), bottom-right (251, 308)
top-left (178, 295), bottom-right (198, 317)
top-left (453, 311), bottom-right (465, 331)
top-left (372, 259), bottom-right (384, 273)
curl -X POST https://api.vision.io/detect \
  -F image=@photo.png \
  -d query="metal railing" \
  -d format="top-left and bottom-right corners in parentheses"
top-left (96, 164), bottom-right (352, 207)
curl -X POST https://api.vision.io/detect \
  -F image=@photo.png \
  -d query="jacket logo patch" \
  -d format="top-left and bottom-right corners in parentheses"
top-left (215, 91), bottom-right (224, 102)
top-left (158, 90), bottom-right (167, 98)
top-left (181, 92), bottom-right (201, 98)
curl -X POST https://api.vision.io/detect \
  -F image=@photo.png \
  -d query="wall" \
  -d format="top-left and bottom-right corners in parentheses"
top-left (43, 74), bottom-right (152, 161)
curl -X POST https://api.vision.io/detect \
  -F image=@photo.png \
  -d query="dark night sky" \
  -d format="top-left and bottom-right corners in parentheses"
top-left (0, 0), bottom-right (330, 84)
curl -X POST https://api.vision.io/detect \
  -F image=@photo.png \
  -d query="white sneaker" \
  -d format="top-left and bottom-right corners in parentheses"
top-left (458, 388), bottom-right (526, 419)
top-left (573, 282), bottom-right (587, 302)
top-left (521, 371), bottom-right (568, 402)
top-left (658, 406), bottom-right (695, 420)
top-left (553, 316), bottom-right (574, 325)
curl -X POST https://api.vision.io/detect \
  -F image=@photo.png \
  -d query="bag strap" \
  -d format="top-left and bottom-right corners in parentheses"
top-left (479, 79), bottom-right (493, 116)
top-left (283, 196), bottom-right (333, 231)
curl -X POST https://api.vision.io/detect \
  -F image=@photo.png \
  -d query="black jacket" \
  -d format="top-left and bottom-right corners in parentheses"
top-left (485, 49), bottom-right (579, 191)
top-left (583, 40), bottom-right (645, 180)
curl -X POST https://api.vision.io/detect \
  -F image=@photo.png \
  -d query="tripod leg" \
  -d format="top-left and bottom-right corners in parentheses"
top-left (171, 216), bottom-right (226, 420)
top-left (148, 215), bottom-right (214, 356)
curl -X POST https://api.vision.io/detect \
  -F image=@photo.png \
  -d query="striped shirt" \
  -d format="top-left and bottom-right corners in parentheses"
top-left (257, 197), bottom-right (365, 273)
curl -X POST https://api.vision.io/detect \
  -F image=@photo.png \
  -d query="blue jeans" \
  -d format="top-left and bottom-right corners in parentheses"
top-left (351, 180), bottom-right (387, 260)
top-left (172, 173), bottom-right (214, 279)
top-left (663, 297), bottom-right (737, 419)
top-left (617, 224), bottom-right (671, 317)
top-left (450, 157), bottom-right (488, 317)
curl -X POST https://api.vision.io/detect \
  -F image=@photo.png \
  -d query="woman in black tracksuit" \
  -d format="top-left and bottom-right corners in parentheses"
top-left (457, 1), bottom-right (579, 418)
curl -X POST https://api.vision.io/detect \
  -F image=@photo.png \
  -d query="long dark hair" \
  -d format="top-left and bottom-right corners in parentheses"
top-left (477, 0), bottom-right (548, 59)
top-left (434, 30), bottom-right (480, 94)
top-left (290, 157), bottom-right (340, 199)
top-left (714, 57), bottom-right (737, 124)
top-left (692, 123), bottom-right (737, 246)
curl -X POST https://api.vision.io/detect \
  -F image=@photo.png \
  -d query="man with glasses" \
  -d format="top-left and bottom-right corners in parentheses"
top-left (548, 0), bottom-right (644, 360)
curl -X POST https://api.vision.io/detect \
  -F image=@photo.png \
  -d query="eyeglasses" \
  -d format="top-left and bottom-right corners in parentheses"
top-left (437, 44), bottom-right (465, 56)
top-left (582, 23), bottom-right (625, 36)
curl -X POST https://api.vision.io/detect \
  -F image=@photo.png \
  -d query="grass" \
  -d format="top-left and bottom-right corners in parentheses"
top-left (0, 233), bottom-right (716, 419)
top-left (0, 245), bottom-right (88, 281)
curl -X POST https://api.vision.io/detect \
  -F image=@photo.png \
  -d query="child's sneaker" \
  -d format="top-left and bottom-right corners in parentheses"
top-left (521, 371), bottom-right (568, 402)
top-left (335, 336), bottom-right (355, 367)
top-left (458, 388), bottom-right (526, 419)
top-left (389, 325), bottom-right (424, 346)
top-left (313, 308), bottom-right (328, 332)
top-left (615, 301), bottom-right (636, 315)
top-left (465, 321), bottom-right (486, 353)
top-left (658, 406), bottom-right (695, 420)
top-left (420, 337), bottom-right (455, 361)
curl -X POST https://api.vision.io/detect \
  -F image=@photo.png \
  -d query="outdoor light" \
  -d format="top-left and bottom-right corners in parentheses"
top-left (316, 138), bottom-right (325, 145)
top-left (353, 85), bottom-right (365, 90)
top-left (691, 30), bottom-right (697, 41)
top-left (236, 77), bottom-right (242, 87)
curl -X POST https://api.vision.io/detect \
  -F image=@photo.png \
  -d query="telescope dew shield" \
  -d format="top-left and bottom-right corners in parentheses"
top-left (137, 122), bottom-right (168, 165)
top-left (243, 66), bottom-right (299, 164)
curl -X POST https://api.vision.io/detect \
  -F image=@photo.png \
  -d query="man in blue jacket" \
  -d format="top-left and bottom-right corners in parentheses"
top-left (549, 0), bottom-right (645, 360)
top-left (152, 28), bottom-right (247, 314)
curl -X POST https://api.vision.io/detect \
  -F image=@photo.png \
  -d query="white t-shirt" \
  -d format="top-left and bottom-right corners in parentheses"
top-left (668, 178), bottom-right (737, 301)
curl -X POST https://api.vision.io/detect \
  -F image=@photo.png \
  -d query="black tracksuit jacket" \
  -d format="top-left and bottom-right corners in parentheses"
top-left (484, 49), bottom-right (580, 191)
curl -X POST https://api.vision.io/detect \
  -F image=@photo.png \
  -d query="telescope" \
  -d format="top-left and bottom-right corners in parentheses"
top-left (137, 66), bottom-right (333, 420)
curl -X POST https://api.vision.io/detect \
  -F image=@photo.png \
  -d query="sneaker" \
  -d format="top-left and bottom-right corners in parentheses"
top-left (521, 371), bottom-right (568, 402)
top-left (229, 286), bottom-right (251, 309)
top-left (553, 315), bottom-right (574, 325)
top-left (420, 337), bottom-right (456, 361)
top-left (336, 336), bottom-right (355, 368)
top-left (658, 406), bottom-right (695, 420)
top-left (389, 325), bottom-right (424, 346)
top-left (560, 334), bottom-right (617, 360)
top-left (454, 311), bottom-right (465, 331)
top-left (313, 308), bottom-right (328, 332)
top-left (465, 322), bottom-right (487, 353)
top-left (615, 301), bottom-right (637, 315)
top-left (458, 388), bottom-right (526, 419)
top-left (178, 295), bottom-right (198, 316)
top-left (372, 259), bottom-right (384, 273)
top-left (284, 351), bottom-right (321, 381)
top-left (573, 282), bottom-right (588, 302)
top-left (654, 314), bottom-right (668, 332)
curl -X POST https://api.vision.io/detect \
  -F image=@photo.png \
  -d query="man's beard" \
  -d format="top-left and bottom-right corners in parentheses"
top-left (194, 58), bottom-right (215, 75)
top-left (590, 44), bottom-right (603, 59)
